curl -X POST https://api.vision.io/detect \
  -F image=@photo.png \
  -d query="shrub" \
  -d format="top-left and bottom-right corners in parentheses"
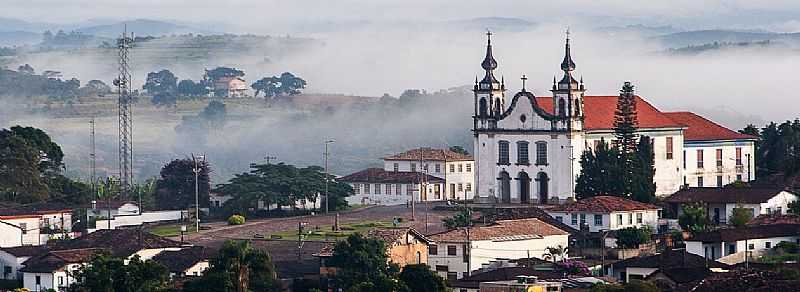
top-left (556, 259), bottom-right (590, 276)
top-left (616, 226), bottom-right (651, 248)
top-left (776, 241), bottom-right (800, 254)
top-left (227, 214), bottom-right (245, 225)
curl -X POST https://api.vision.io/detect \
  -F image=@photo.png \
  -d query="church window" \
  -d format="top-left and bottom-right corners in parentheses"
top-left (558, 98), bottom-right (566, 117)
top-left (696, 150), bottom-right (704, 169)
top-left (517, 141), bottom-right (529, 165)
top-left (535, 141), bottom-right (548, 165)
top-left (666, 137), bottom-right (674, 160)
top-left (498, 141), bottom-right (510, 165)
top-left (716, 149), bottom-right (723, 167)
top-left (479, 97), bottom-right (487, 116)
top-left (574, 99), bottom-right (581, 116)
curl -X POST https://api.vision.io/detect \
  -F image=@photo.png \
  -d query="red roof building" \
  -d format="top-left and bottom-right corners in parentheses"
top-left (664, 112), bottom-right (756, 141)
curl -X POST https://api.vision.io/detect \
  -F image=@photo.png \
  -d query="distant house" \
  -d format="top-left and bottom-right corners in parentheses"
top-left (426, 218), bottom-right (569, 280)
top-left (383, 147), bottom-right (475, 200)
top-left (684, 224), bottom-right (800, 262)
top-left (545, 196), bottom-right (661, 233)
top-left (0, 246), bottom-right (48, 280)
top-left (152, 246), bottom-right (209, 278)
top-left (608, 249), bottom-right (728, 283)
top-left (316, 227), bottom-right (432, 276)
top-left (20, 248), bottom-right (102, 291)
top-left (339, 168), bottom-right (445, 206)
top-left (0, 203), bottom-right (75, 247)
top-left (86, 200), bottom-right (140, 220)
top-left (448, 266), bottom-right (604, 292)
top-left (51, 229), bottom-right (183, 260)
top-left (665, 187), bottom-right (797, 225)
top-left (213, 76), bottom-right (248, 98)
top-left (0, 214), bottom-right (46, 247)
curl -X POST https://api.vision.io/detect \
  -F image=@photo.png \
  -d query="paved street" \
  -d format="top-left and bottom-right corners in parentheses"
top-left (180, 203), bottom-right (456, 248)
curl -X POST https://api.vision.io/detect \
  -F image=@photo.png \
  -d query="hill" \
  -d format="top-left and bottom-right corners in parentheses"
top-left (75, 19), bottom-right (214, 38)
top-left (0, 31), bottom-right (41, 46)
top-left (656, 29), bottom-right (800, 48)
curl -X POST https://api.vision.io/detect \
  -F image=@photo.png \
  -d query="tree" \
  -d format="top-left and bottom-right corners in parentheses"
top-left (7, 125), bottom-right (64, 173)
top-left (442, 208), bottom-right (471, 229)
top-left (575, 139), bottom-right (625, 199)
top-left (616, 227), bottom-right (652, 248)
top-left (17, 64), bottom-right (34, 75)
top-left (183, 240), bottom-right (277, 292)
top-left (449, 145), bottom-right (469, 155)
top-left (631, 136), bottom-right (656, 203)
top-left (67, 253), bottom-right (171, 292)
top-left (151, 91), bottom-right (177, 107)
top-left (250, 76), bottom-right (279, 98)
top-left (328, 233), bottom-right (406, 292)
top-left (177, 79), bottom-right (208, 98)
top-left (251, 72), bottom-right (307, 101)
top-left (154, 158), bottom-right (211, 210)
top-left (0, 130), bottom-right (48, 202)
top-left (678, 202), bottom-right (709, 232)
top-left (730, 204), bottom-right (754, 227)
top-left (789, 200), bottom-right (800, 216)
top-left (398, 264), bottom-right (446, 292)
top-left (143, 69), bottom-right (178, 95)
top-left (200, 100), bottom-right (226, 128)
top-left (204, 67), bottom-right (245, 83)
top-left (613, 82), bottom-right (639, 157)
top-left (543, 245), bottom-right (569, 263)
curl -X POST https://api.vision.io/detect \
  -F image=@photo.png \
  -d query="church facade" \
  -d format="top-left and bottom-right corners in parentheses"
top-left (471, 32), bottom-right (756, 204)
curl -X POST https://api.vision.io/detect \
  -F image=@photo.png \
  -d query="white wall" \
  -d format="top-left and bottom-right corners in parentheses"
top-left (347, 182), bottom-right (446, 206)
top-left (686, 235), bottom-right (800, 260)
top-left (23, 272), bottom-right (54, 292)
top-left (184, 261), bottom-right (210, 277)
top-left (547, 210), bottom-right (659, 233)
top-left (0, 217), bottom-right (43, 247)
top-left (93, 210), bottom-right (184, 231)
top-left (683, 141), bottom-right (755, 188)
top-left (0, 251), bottom-right (30, 280)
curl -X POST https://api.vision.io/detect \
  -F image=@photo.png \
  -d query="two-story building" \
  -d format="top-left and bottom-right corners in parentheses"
top-left (383, 148), bottom-right (475, 200)
top-left (339, 168), bottom-right (445, 206)
top-left (665, 187), bottom-right (797, 225)
top-left (685, 224), bottom-right (800, 262)
top-left (426, 218), bottom-right (569, 281)
top-left (545, 196), bottom-right (661, 233)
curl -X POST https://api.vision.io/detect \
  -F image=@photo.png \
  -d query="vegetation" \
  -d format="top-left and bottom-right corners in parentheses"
top-left (398, 264), bottom-right (447, 292)
top-left (448, 145), bottom-right (469, 155)
top-left (729, 204), bottom-right (754, 227)
top-left (678, 202), bottom-right (709, 232)
top-left (228, 214), bottom-right (246, 225)
top-left (742, 119), bottom-right (800, 182)
top-left (543, 245), bottom-right (569, 263)
top-left (215, 162), bottom-right (351, 215)
top-left (251, 72), bottom-right (307, 102)
top-left (0, 66), bottom-right (108, 100)
top-left (154, 158), bottom-right (211, 210)
top-left (576, 82), bottom-right (656, 203)
top-left (616, 226), bottom-right (652, 248)
top-left (442, 207), bottom-right (472, 229)
top-left (183, 240), bottom-right (277, 292)
top-left (67, 253), bottom-right (171, 292)
top-left (789, 200), bottom-right (800, 216)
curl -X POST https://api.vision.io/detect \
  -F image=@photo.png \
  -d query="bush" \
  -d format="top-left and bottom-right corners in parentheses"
top-left (616, 226), bottom-right (651, 248)
top-left (227, 214), bottom-right (245, 225)
top-left (776, 241), bottom-right (800, 254)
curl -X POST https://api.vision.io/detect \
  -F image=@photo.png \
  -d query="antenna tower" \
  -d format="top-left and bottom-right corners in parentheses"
top-left (89, 116), bottom-right (97, 191)
top-left (115, 28), bottom-right (134, 194)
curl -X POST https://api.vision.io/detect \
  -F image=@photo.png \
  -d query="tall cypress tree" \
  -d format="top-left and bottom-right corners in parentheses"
top-left (631, 136), bottom-right (656, 203)
top-left (613, 82), bottom-right (639, 197)
top-left (575, 139), bottom-right (625, 199)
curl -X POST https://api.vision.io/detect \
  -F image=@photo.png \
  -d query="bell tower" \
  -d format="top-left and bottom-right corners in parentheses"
top-left (474, 31), bottom-right (505, 132)
top-left (550, 30), bottom-right (585, 131)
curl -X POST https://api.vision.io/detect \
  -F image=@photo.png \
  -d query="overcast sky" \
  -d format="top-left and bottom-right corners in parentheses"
top-left (4, 0), bottom-right (800, 33)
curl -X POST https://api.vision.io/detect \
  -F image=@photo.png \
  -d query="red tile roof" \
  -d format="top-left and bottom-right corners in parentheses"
top-left (536, 96), bottom-right (684, 130)
top-left (665, 187), bottom-right (789, 204)
top-left (748, 214), bottom-right (800, 226)
top-left (383, 147), bottom-right (473, 161)
top-left (548, 196), bottom-right (660, 213)
top-left (426, 218), bottom-right (569, 243)
top-left (663, 111), bottom-right (756, 141)
top-left (338, 168), bottom-right (444, 184)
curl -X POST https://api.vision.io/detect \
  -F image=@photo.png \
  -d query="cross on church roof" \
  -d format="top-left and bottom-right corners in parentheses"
top-left (521, 75), bottom-right (528, 91)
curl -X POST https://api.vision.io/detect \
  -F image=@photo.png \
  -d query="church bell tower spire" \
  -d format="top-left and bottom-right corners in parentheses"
top-left (551, 28), bottom-right (585, 131)
top-left (474, 31), bottom-right (505, 132)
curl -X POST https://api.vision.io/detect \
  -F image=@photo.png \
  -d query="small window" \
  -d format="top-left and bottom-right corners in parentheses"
top-left (517, 141), bottom-right (530, 165)
top-left (717, 176), bottom-right (723, 187)
top-left (636, 213), bottom-right (643, 224)
top-left (457, 183), bottom-right (463, 192)
top-left (406, 184), bottom-right (413, 196)
top-left (447, 245), bottom-right (457, 256)
top-left (666, 137), bottom-right (674, 160)
top-left (535, 141), bottom-right (548, 165)
top-left (411, 163), bottom-right (417, 172)
top-left (364, 184), bottom-right (371, 194)
top-left (59, 276), bottom-right (64, 285)
top-left (594, 214), bottom-right (603, 226)
top-left (748, 243), bottom-right (755, 250)
top-left (393, 163), bottom-right (399, 172)
top-left (736, 148), bottom-right (743, 166)
top-left (385, 184), bottom-right (392, 195)
top-left (628, 213), bottom-right (633, 225)
top-left (396, 184), bottom-right (402, 195)
top-left (466, 164), bottom-right (472, 172)
top-left (617, 214), bottom-right (624, 226)
top-left (571, 214), bottom-right (578, 225)
top-left (498, 141), bottom-right (510, 165)
top-left (353, 184), bottom-right (361, 194)
top-left (429, 245), bottom-right (438, 255)
top-left (435, 265), bottom-right (448, 272)
top-left (465, 183), bottom-right (472, 192)
top-left (36, 276), bottom-right (41, 285)
top-left (435, 164), bottom-right (441, 173)
top-left (697, 150), bottom-right (704, 169)
top-left (698, 177), bottom-right (704, 187)
top-left (766, 242), bottom-right (772, 249)
top-left (736, 174), bottom-right (743, 181)
top-left (458, 164), bottom-right (463, 172)
top-left (450, 164), bottom-right (455, 173)
top-left (555, 216), bottom-right (563, 223)
top-left (716, 149), bottom-right (723, 167)
top-left (375, 184), bottom-right (382, 195)
top-left (579, 214), bottom-right (586, 226)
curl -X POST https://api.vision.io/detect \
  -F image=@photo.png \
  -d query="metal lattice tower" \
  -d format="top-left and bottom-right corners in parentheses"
top-left (89, 115), bottom-right (97, 187)
top-left (115, 29), bottom-right (134, 194)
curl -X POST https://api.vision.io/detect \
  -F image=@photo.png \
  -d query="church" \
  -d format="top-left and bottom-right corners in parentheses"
top-left (472, 32), bottom-right (757, 204)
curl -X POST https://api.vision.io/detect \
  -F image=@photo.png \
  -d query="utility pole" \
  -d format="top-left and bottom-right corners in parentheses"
top-left (192, 154), bottom-right (205, 232)
top-left (324, 140), bottom-right (335, 214)
top-left (89, 116), bottom-right (97, 196)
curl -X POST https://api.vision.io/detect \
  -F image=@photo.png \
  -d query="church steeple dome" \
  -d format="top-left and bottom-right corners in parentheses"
top-left (560, 29), bottom-right (576, 72)
top-left (481, 31), bottom-right (498, 71)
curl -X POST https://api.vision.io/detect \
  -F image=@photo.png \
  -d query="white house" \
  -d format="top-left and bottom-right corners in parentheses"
top-left (0, 215), bottom-right (45, 247)
top-left (152, 246), bottom-right (209, 278)
top-left (339, 168), bottom-right (446, 206)
top-left (0, 246), bottom-right (48, 280)
top-left (664, 112), bottom-right (756, 187)
top-left (608, 249), bottom-right (728, 283)
top-left (20, 248), bottom-right (100, 292)
top-left (87, 200), bottom-right (140, 220)
top-left (545, 196), bottom-right (661, 234)
top-left (469, 33), bottom-right (756, 204)
top-left (666, 187), bottom-right (797, 225)
top-left (383, 147), bottom-right (475, 200)
top-left (426, 218), bottom-right (569, 280)
top-left (684, 224), bottom-right (800, 262)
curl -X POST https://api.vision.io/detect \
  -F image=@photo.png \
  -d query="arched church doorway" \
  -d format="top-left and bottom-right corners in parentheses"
top-left (499, 171), bottom-right (511, 204)
top-left (537, 172), bottom-right (549, 204)
top-left (518, 171), bottom-right (531, 204)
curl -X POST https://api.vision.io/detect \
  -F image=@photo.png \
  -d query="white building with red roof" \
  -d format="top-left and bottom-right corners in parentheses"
top-left (383, 147), bottom-right (475, 200)
top-left (545, 196), bottom-right (661, 233)
top-left (470, 32), bottom-right (756, 204)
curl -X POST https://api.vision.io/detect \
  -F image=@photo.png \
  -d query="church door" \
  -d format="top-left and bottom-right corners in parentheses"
top-left (518, 171), bottom-right (531, 204)
top-left (537, 172), bottom-right (549, 204)
top-left (499, 171), bottom-right (511, 204)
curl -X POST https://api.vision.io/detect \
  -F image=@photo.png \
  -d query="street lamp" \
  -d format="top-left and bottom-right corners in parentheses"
top-left (324, 140), bottom-right (335, 214)
top-left (192, 154), bottom-right (205, 232)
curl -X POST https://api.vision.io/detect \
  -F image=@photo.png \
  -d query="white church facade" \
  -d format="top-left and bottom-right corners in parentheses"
top-left (471, 32), bottom-right (756, 204)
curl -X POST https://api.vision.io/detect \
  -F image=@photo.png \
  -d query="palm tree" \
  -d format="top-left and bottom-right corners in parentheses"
top-left (543, 245), bottom-right (569, 263)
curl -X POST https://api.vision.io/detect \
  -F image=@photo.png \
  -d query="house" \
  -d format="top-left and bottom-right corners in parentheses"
top-left (0, 203), bottom-right (76, 247)
top-left (213, 76), bottom-right (248, 98)
top-left (469, 33), bottom-right (755, 204)
top-left (479, 276), bottom-right (563, 292)
top-left (665, 187), bottom-right (797, 225)
top-left (608, 249), bottom-right (728, 283)
top-left (545, 196), bottom-right (661, 233)
top-left (664, 112), bottom-right (757, 187)
top-left (50, 229), bottom-right (183, 260)
top-left (339, 168), bottom-right (445, 205)
top-left (0, 246), bottom-right (48, 280)
top-left (20, 248), bottom-right (102, 292)
top-left (316, 227), bottom-right (432, 275)
top-left (427, 218), bottom-right (570, 280)
top-left (86, 200), bottom-right (140, 220)
top-left (684, 224), bottom-right (800, 262)
top-left (0, 214), bottom-right (45, 247)
top-left (644, 267), bottom-right (714, 291)
top-left (151, 246), bottom-right (209, 278)
top-left (383, 148), bottom-right (475, 200)
top-left (449, 267), bottom-right (565, 292)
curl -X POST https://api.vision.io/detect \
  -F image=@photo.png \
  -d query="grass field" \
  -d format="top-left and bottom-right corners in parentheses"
top-left (267, 220), bottom-right (394, 241)
top-left (148, 223), bottom-right (198, 237)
